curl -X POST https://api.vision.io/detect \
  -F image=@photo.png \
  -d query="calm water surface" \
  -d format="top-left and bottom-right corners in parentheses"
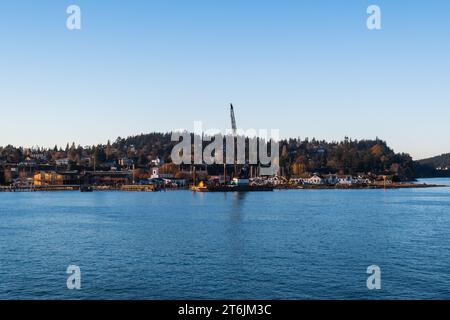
top-left (1, 178), bottom-right (450, 299)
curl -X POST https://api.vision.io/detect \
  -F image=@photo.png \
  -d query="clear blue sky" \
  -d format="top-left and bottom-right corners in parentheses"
top-left (0, 0), bottom-right (449, 159)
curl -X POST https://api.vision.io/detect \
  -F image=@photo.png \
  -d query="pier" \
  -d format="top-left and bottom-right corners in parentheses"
top-left (0, 185), bottom-right (80, 192)
top-left (120, 185), bottom-right (156, 192)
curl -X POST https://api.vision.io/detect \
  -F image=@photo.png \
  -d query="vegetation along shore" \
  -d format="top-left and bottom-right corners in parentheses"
top-left (1, 133), bottom-right (449, 192)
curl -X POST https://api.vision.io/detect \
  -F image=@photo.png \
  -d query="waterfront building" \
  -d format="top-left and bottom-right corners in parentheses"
top-left (84, 171), bottom-right (131, 186)
top-left (33, 171), bottom-right (80, 186)
top-left (324, 174), bottom-right (338, 185)
top-left (303, 174), bottom-right (325, 185)
top-left (34, 171), bottom-right (65, 186)
top-left (337, 175), bottom-right (355, 185)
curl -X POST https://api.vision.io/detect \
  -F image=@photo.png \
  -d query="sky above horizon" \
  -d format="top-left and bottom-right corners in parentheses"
top-left (1, 0), bottom-right (449, 160)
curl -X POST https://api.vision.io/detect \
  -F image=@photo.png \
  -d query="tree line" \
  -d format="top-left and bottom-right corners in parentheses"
top-left (0, 133), bottom-right (418, 180)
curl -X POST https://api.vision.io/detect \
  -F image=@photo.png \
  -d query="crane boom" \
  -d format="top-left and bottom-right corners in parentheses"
top-left (230, 104), bottom-right (237, 136)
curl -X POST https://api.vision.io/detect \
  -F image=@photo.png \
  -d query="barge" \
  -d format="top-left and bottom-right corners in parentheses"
top-left (191, 180), bottom-right (273, 192)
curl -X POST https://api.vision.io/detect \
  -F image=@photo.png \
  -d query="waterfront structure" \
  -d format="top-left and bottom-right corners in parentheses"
top-left (84, 171), bottom-right (131, 186)
top-left (33, 171), bottom-right (80, 186)
top-left (34, 172), bottom-right (65, 186)
top-left (231, 177), bottom-right (249, 186)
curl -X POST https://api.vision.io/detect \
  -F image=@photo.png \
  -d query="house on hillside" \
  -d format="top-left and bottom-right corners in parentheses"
top-left (55, 158), bottom-right (70, 166)
top-left (118, 157), bottom-right (134, 167)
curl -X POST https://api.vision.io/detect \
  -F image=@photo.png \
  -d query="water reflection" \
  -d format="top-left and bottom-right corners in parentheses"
top-left (224, 193), bottom-right (248, 267)
top-left (229, 192), bottom-right (247, 222)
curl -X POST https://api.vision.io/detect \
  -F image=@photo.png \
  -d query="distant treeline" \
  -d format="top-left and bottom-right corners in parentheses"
top-left (0, 133), bottom-right (434, 181)
top-left (414, 153), bottom-right (450, 178)
top-left (278, 137), bottom-right (415, 180)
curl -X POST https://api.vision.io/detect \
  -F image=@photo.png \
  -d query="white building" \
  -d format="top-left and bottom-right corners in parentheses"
top-left (337, 175), bottom-right (354, 185)
top-left (302, 174), bottom-right (325, 185)
top-left (150, 167), bottom-right (159, 179)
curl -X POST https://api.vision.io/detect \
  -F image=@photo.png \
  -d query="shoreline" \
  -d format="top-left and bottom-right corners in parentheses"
top-left (275, 182), bottom-right (448, 190)
top-left (0, 183), bottom-right (447, 192)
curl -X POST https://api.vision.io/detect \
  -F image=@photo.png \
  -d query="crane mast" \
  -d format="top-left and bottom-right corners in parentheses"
top-left (230, 104), bottom-right (237, 136)
top-left (230, 104), bottom-right (238, 177)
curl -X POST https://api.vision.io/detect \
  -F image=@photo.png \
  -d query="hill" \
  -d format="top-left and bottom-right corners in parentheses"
top-left (414, 153), bottom-right (450, 178)
top-left (418, 153), bottom-right (450, 168)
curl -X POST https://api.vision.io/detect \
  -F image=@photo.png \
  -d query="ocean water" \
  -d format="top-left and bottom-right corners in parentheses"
top-left (0, 178), bottom-right (449, 300)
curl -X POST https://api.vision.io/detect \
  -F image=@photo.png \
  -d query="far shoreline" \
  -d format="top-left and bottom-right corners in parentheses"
top-left (0, 182), bottom-right (448, 193)
top-left (275, 182), bottom-right (448, 190)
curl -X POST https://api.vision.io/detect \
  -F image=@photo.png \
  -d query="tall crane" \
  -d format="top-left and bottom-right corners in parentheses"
top-left (228, 104), bottom-right (250, 184)
top-left (230, 104), bottom-right (239, 178)
top-left (223, 104), bottom-right (238, 183)
top-left (230, 104), bottom-right (237, 136)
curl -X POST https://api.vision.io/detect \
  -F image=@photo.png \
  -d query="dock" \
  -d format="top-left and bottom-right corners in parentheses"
top-left (120, 185), bottom-right (156, 192)
top-left (0, 185), bottom-right (80, 192)
top-left (192, 185), bottom-right (274, 192)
